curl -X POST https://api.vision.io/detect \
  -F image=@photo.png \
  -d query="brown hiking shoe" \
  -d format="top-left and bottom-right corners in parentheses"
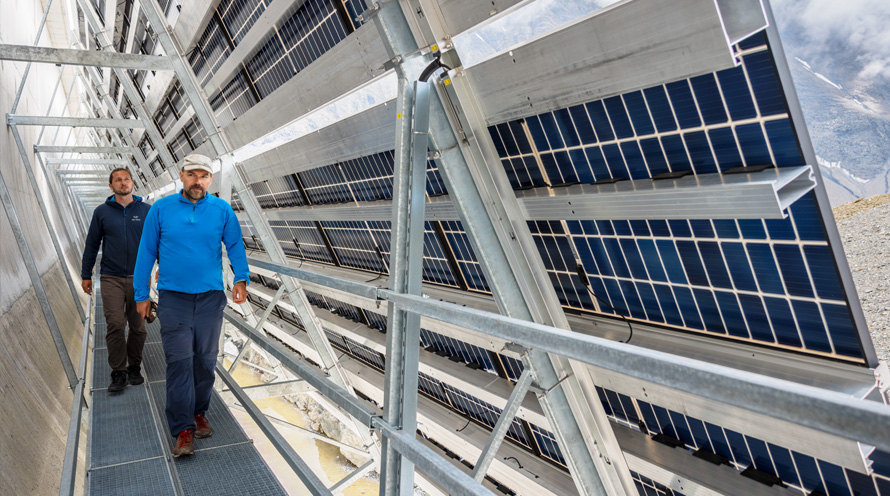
top-left (194, 413), bottom-right (213, 438)
top-left (173, 429), bottom-right (195, 458)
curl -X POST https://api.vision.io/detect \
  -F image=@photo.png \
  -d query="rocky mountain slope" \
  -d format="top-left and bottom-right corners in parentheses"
top-left (834, 195), bottom-right (890, 363)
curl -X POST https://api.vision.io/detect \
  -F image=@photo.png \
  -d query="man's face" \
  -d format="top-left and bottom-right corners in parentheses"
top-left (180, 168), bottom-right (213, 201)
top-left (109, 170), bottom-right (133, 196)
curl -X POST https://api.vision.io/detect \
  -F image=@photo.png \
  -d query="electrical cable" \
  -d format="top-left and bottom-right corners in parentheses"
top-left (418, 51), bottom-right (452, 83)
top-left (576, 263), bottom-right (634, 344)
top-left (364, 246), bottom-right (388, 283)
top-left (456, 418), bottom-right (472, 432)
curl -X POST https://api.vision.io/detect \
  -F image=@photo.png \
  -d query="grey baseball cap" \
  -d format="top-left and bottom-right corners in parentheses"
top-left (182, 154), bottom-right (214, 173)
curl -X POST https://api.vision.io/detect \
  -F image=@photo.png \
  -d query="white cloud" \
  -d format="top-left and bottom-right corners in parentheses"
top-left (772, 0), bottom-right (890, 80)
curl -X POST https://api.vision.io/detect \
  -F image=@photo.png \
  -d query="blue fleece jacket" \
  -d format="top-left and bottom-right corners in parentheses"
top-left (81, 195), bottom-right (151, 280)
top-left (133, 190), bottom-right (249, 302)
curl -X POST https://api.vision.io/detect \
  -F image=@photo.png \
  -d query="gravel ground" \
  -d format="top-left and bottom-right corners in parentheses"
top-left (834, 201), bottom-right (890, 364)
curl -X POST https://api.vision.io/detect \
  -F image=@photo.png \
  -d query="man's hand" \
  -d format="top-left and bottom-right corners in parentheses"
top-left (81, 280), bottom-right (92, 295)
top-left (232, 281), bottom-right (247, 304)
top-left (136, 300), bottom-right (152, 320)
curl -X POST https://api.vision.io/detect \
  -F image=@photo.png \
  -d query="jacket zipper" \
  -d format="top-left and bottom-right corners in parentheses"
top-left (123, 205), bottom-right (129, 270)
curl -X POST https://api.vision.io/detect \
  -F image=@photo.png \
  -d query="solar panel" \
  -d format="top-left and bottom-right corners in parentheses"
top-left (631, 471), bottom-right (684, 496)
top-left (484, 32), bottom-right (867, 362)
top-left (218, 0), bottom-right (267, 45)
top-left (596, 383), bottom-right (888, 496)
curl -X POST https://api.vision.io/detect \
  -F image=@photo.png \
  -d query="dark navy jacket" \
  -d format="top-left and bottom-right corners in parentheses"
top-left (81, 195), bottom-right (152, 280)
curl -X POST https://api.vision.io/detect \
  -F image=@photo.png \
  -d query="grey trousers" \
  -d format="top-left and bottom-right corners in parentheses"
top-left (100, 274), bottom-right (147, 372)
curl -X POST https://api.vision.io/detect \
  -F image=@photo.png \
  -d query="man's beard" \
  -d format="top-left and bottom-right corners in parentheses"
top-left (112, 185), bottom-right (132, 196)
top-left (185, 186), bottom-right (205, 201)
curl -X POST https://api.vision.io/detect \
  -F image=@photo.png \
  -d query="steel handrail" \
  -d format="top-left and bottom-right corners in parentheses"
top-left (242, 256), bottom-right (890, 453)
top-left (59, 288), bottom-right (92, 496)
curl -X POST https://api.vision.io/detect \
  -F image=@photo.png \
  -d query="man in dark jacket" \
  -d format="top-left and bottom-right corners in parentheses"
top-left (81, 167), bottom-right (152, 393)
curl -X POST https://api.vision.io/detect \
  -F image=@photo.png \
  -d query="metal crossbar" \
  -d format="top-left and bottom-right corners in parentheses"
top-left (238, 255), bottom-right (890, 453)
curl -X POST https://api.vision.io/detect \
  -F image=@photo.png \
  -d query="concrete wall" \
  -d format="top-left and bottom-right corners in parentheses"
top-left (0, 0), bottom-right (92, 493)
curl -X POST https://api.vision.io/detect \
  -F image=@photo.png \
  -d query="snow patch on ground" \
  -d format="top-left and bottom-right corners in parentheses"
top-left (818, 155), bottom-right (871, 184)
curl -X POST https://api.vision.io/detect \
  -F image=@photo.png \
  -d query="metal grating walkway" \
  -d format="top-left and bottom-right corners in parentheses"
top-left (87, 286), bottom-right (288, 496)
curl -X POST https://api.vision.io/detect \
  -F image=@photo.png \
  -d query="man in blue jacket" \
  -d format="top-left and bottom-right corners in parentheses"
top-left (81, 167), bottom-right (152, 393)
top-left (134, 154), bottom-right (248, 458)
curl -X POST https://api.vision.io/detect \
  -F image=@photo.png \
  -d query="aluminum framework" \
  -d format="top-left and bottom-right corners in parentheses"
top-left (35, 145), bottom-right (138, 154)
top-left (42, 1), bottom-right (889, 495)
top-left (0, 44), bottom-right (175, 71)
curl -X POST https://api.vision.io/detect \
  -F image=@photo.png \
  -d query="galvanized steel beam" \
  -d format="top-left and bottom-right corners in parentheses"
top-left (74, 67), bottom-right (158, 191)
top-left (35, 145), bottom-right (138, 154)
top-left (471, 368), bottom-right (534, 482)
top-left (0, 44), bottom-right (174, 71)
top-left (250, 165), bottom-right (816, 222)
top-left (7, 115), bottom-right (145, 128)
top-left (46, 158), bottom-right (131, 165)
top-left (379, 77), bottom-right (431, 494)
top-left (385, 3), bottom-right (628, 494)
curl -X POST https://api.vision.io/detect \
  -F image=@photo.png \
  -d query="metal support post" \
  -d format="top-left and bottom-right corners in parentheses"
top-left (471, 368), bottom-right (533, 482)
top-left (8, 123), bottom-right (86, 322)
top-left (377, 3), bottom-right (630, 494)
top-left (10, 0), bottom-right (53, 113)
top-left (139, 0), bottom-right (381, 469)
top-left (379, 77), bottom-right (431, 495)
top-left (0, 166), bottom-right (78, 387)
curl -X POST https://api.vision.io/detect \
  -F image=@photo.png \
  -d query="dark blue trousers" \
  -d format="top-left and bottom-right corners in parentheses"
top-left (157, 289), bottom-right (227, 437)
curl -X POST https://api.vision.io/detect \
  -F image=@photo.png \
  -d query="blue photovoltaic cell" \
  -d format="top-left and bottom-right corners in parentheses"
top-left (643, 86), bottom-right (677, 133)
top-left (683, 131), bottom-right (718, 174)
top-left (420, 329), bottom-right (495, 371)
top-left (744, 50), bottom-right (787, 116)
top-left (717, 66), bottom-right (757, 120)
top-left (603, 96), bottom-right (634, 139)
top-left (441, 221), bottom-right (490, 292)
top-left (441, 384), bottom-right (530, 447)
top-left (623, 91), bottom-right (655, 136)
top-left (690, 73), bottom-right (728, 125)
top-left (736, 123), bottom-right (772, 166)
top-left (586, 100), bottom-right (615, 142)
top-left (599, 386), bottom-right (890, 496)
top-left (665, 80), bottom-right (701, 129)
top-left (529, 425), bottom-right (566, 467)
